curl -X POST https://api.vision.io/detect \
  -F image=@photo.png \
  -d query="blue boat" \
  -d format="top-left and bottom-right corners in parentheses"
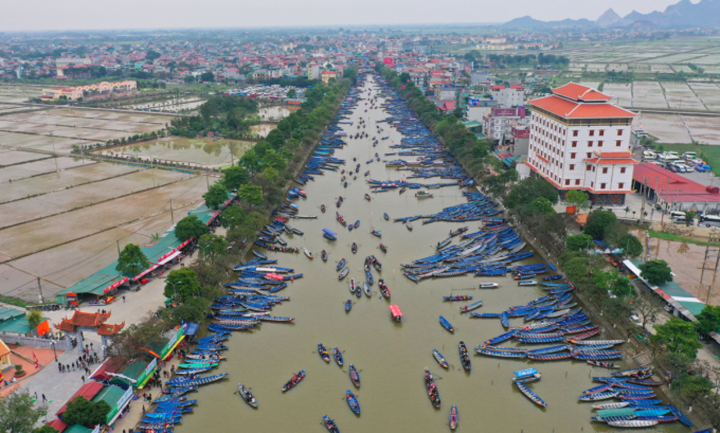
top-left (668, 404), bottom-right (692, 427)
top-left (324, 228), bottom-right (338, 241)
top-left (365, 269), bottom-right (374, 285)
top-left (384, 213), bottom-right (389, 220)
top-left (354, 220), bottom-right (360, 229)
top-left (484, 330), bottom-right (517, 345)
top-left (345, 300), bottom-right (352, 312)
top-left (516, 382), bottom-right (548, 407)
top-left (475, 346), bottom-right (526, 358)
top-left (439, 316), bottom-right (455, 333)
top-left (547, 262), bottom-right (557, 271)
top-left (252, 251), bottom-right (268, 259)
top-left (337, 258), bottom-right (346, 271)
top-left (346, 390), bottom-right (361, 415)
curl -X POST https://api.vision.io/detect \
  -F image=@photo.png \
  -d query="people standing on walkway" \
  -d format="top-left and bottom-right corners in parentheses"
top-left (81, 375), bottom-right (85, 383)
top-left (42, 394), bottom-right (46, 402)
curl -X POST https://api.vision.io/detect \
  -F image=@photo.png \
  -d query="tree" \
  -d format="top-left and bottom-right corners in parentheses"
top-left (639, 260), bottom-right (673, 285)
top-left (566, 234), bottom-right (593, 251)
top-left (671, 373), bottom-right (713, 403)
top-left (221, 206), bottom-right (246, 231)
top-left (164, 268), bottom-right (202, 303)
top-left (33, 426), bottom-right (59, 433)
top-left (200, 71), bottom-right (215, 82)
top-left (633, 294), bottom-right (663, 330)
top-left (174, 215), bottom-right (207, 242)
top-left (184, 75), bottom-right (195, 83)
top-left (115, 244), bottom-right (149, 276)
top-left (238, 184), bottom-right (264, 206)
top-left (593, 269), bottom-right (635, 298)
top-left (223, 165), bottom-right (249, 190)
top-left (197, 234), bottom-right (228, 265)
top-left (204, 182), bottom-right (228, 210)
top-left (684, 210), bottom-right (697, 227)
top-left (240, 149), bottom-right (261, 175)
top-left (696, 304), bottom-right (720, 336)
top-left (583, 209), bottom-right (618, 239)
top-left (145, 50), bottom-right (161, 61)
top-left (26, 309), bottom-right (44, 330)
top-left (618, 233), bottom-right (643, 258)
top-left (0, 391), bottom-right (47, 433)
top-left (523, 197), bottom-right (555, 216)
top-left (505, 177), bottom-right (559, 210)
top-left (651, 317), bottom-right (702, 359)
top-left (565, 190), bottom-right (589, 213)
top-left (61, 396), bottom-right (111, 428)
top-left (286, 88), bottom-right (297, 99)
top-left (170, 297), bottom-right (210, 326)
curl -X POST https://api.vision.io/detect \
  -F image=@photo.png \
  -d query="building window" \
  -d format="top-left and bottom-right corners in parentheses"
top-left (572, 141), bottom-right (577, 147)
top-left (591, 182), bottom-right (594, 188)
top-left (588, 141), bottom-right (593, 147)
top-left (574, 179), bottom-right (580, 186)
top-left (599, 130), bottom-right (605, 136)
top-left (616, 140), bottom-right (622, 147)
top-left (573, 130), bottom-right (578, 137)
top-left (617, 129), bottom-right (623, 136)
top-left (619, 182), bottom-right (624, 189)
top-left (587, 153), bottom-right (592, 158)
top-left (565, 179), bottom-right (570, 186)
top-left (601, 183), bottom-right (606, 189)
top-left (589, 130), bottom-right (595, 136)
top-left (620, 167), bottom-right (626, 173)
top-left (598, 141), bottom-right (603, 147)
top-left (569, 164), bottom-right (575, 170)
top-left (602, 167), bottom-right (608, 174)
top-left (587, 165), bottom-right (592, 170)
top-left (571, 153), bottom-right (576, 159)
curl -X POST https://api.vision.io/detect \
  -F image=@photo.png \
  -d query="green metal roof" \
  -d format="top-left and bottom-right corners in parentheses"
top-left (64, 425), bottom-right (92, 433)
top-left (462, 120), bottom-right (481, 128)
top-left (0, 307), bottom-right (24, 323)
top-left (0, 316), bottom-right (33, 335)
top-left (91, 384), bottom-right (126, 407)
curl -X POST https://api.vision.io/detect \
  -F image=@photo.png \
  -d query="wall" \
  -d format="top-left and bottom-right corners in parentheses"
top-left (0, 334), bottom-right (72, 350)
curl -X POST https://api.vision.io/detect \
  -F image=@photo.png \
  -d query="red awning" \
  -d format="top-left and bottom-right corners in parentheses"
top-left (265, 273), bottom-right (284, 281)
top-left (47, 418), bottom-right (68, 433)
top-left (206, 211), bottom-right (220, 226)
top-left (103, 277), bottom-right (128, 294)
top-left (56, 381), bottom-right (104, 415)
top-left (133, 264), bottom-right (160, 281)
top-left (89, 356), bottom-right (124, 381)
top-left (389, 305), bottom-right (403, 318)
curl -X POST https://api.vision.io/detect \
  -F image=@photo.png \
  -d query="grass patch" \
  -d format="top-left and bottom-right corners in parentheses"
top-left (648, 229), bottom-right (720, 246)
top-left (654, 142), bottom-right (720, 175)
top-left (0, 295), bottom-right (30, 308)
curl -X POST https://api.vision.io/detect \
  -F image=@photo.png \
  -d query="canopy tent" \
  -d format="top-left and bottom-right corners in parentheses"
top-left (323, 228), bottom-right (337, 236)
top-left (184, 321), bottom-right (200, 337)
top-left (389, 305), bottom-right (403, 321)
top-left (92, 384), bottom-right (133, 425)
top-left (158, 250), bottom-right (182, 266)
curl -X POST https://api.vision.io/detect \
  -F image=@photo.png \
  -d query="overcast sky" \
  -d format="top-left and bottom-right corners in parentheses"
top-left (1, 0), bottom-right (696, 32)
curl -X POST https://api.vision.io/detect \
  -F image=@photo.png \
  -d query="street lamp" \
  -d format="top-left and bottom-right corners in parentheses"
top-left (50, 340), bottom-right (57, 362)
top-left (165, 280), bottom-right (182, 302)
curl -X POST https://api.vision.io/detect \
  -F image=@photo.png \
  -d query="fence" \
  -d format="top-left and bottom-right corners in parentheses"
top-left (0, 334), bottom-right (72, 350)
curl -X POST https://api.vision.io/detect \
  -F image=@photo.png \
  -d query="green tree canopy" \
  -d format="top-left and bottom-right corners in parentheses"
top-left (223, 165), bottom-right (249, 191)
top-left (221, 206), bottom-right (246, 231)
top-left (175, 215), bottom-right (208, 242)
top-left (200, 71), bottom-right (215, 82)
top-left (26, 309), bottom-right (44, 329)
top-left (593, 269), bottom-right (635, 298)
top-left (198, 234), bottom-right (228, 265)
top-left (505, 178), bottom-right (559, 210)
top-left (618, 233), bottom-right (643, 258)
top-left (115, 243), bottom-right (149, 276)
top-left (238, 184), bottom-right (264, 206)
top-left (696, 304), bottom-right (720, 336)
top-left (0, 391), bottom-right (47, 433)
top-left (671, 373), bottom-right (713, 403)
top-left (639, 260), bottom-right (673, 285)
top-left (164, 268), bottom-right (202, 303)
top-left (583, 209), bottom-right (618, 239)
top-left (566, 234), bottom-right (593, 251)
top-left (240, 149), bottom-right (261, 175)
top-left (651, 317), bottom-right (702, 359)
top-left (145, 50), bottom-right (161, 61)
top-left (204, 182), bottom-right (228, 210)
top-left (565, 189), bottom-right (589, 213)
top-left (33, 426), bottom-right (58, 433)
top-left (61, 396), bottom-right (110, 428)
top-left (286, 88), bottom-right (297, 99)
top-left (522, 197), bottom-right (555, 217)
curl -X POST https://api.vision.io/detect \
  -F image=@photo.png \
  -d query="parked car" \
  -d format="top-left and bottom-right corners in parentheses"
top-left (682, 152), bottom-right (697, 160)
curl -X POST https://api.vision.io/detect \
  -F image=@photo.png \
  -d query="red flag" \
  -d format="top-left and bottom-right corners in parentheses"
top-left (32, 352), bottom-right (39, 369)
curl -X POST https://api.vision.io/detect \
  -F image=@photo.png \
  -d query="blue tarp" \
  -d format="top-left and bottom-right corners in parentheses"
top-left (184, 322), bottom-right (200, 336)
top-left (323, 228), bottom-right (337, 236)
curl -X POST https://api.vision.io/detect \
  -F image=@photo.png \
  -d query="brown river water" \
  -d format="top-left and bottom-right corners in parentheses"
top-left (177, 76), bottom-right (686, 433)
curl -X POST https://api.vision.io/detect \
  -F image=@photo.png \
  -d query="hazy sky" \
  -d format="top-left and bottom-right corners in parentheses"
top-left (1, 0), bottom-right (695, 32)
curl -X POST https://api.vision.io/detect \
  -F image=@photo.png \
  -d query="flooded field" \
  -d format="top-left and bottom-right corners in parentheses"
top-left (95, 137), bottom-right (253, 167)
top-left (119, 97), bottom-right (207, 113)
top-left (257, 105), bottom-right (298, 121)
top-left (250, 122), bottom-right (277, 137)
top-left (177, 76), bottom-right (686, 433)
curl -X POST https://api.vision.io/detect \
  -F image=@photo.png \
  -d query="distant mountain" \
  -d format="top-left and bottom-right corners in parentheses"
top-left (502, 0), bottom-right (720, 30)
top-left (596, 9), bottom-right (621, 27)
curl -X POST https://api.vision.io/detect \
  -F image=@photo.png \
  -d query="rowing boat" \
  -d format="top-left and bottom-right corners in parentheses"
top-left (304, 248), bottom-right (313, 259)
top-left (443, 295), bottom-right (472, 302)
top-left (439, 316), bottom-right (455, 333)
top-left (526, 353), bottom-right (573, 361)
top-left (337, 258), bottom-right (346, 270)
top-left (333, 348), bottom-right (344, 366)
top-left (586, 360), bottom-right (618, 369)
top-left (281, 370), bottom-right (305, 392)
top-left (516, 382), bottom-right (547, 407)
top-left (346, 390), bottom-right (361, 415)
top-left (338, 267), bottom-right (349, 280)
top-left (460, 301), bottom-right (483, 313)
top-left (578, 392), bottom-right (618, 401)
top-left (458, 341), bottom-right (471, 371)
top-left (449, 405), bottom-right (458, 430)
top-left (318, 344), bottom-right (330, 362)
top-left (433, 349), bottom-right (449, 369)
top-left (475, 346), bottom-right (527, 358)
top-left (424, 368), bottom-right (441, 408)
top-left (323, 415), bottom-right (340, 433)
top-left (349, 364), bottom-right (361, 388)
top-left (345, 299), bottom-right (352, 312)
top-left (606, 420), bottom-right (658, 428)
top-left (362, 281), bottom-right (372, 297)
top-left (518, 280), bottom-right (537, 286)
top-left (237, 383), bottom-right (257, 408)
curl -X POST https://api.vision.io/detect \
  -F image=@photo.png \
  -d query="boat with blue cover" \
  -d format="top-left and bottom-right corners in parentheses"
top-left (345, 300), bottom-right (352, 311)
top-left (513, 368), bottom-right (541, 383)
top-left (337, 258), bottom-right (346, 270)
top-left (323, 415), bottom-right (340, 433)
top-left (346, 390), bottom-right (361, 415)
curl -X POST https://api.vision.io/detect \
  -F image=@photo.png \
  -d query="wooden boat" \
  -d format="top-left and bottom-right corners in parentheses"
top-left (443, 295), bottom-right (472, 302)
top-left (516, 382), bottom-right (548, 407)
top-left (252, 250), bottom-right (268, 259)
top-left (304, 248), bottom-right (313, 259)
top-left (406, 222), bottom-right (413, 231)
top-left (587, 360), bottom-right (618, 369)
top-left (178, 362), bottom-right (218, 369)
top-left (364, 193), bottom-right (371, 201)
top-left (526, 345), bottom-right (568, 355)
top-left (346, 390), bottom-right (361, 415)
top-left (484, 330), bottom-right (517, 345)
top-left (365, 269), bottom-right (374, 285)
top-left (527, 353), bottom-right (573, 361)
top-left (475, 346), bottom-right (527, 359)
top-left (371, 229), bottom-right (382, 238)
top-left (349, 364), bottom-right (361, 387)
top-left (578, 392), bottom-right (618, 401)
top-left (439, 316), bottom-right (455, 333)
top-left (606, 420), bottom-right (658, 428)
top-left (383, 213), bottom-right (389, 221)
top-left (337, 258), bottom-right (346, 270)
top-left (424, 368), bottom-right (441, 408)
top-left (513, 368), bottom-right (542, 383)
top-left (460, 301), bottom-right (483, 313)
top-left (351, 243), bottom-right (358, 254)
top-left (433, 349), bottom-right (449, 369)
top-left (518, 280), bottom-right (537, 286)
top-left (323, 415), bottom-right (340, 433)
top-left (338, 268), bottom-right (349, 280)
top-left (565, 328), bottom-right (601, 342)
top-left (378, 279), bottom-right (391, 298)
top-left (449, 405), bottom-right (459, 430)
top-left (379, 243), bottom-right (388, 253)
top-left (594, 402), bottom-right (630, 410)
top-left (611, 366), bottom-right (652, 378)
top-left (321, 204), bottom-right (326, 213)
top-left (281, 370), bottom-right (305, 392)
top-left (333, 348), bottom-right (344, 366)
top-left (321, 250), bottom-right (328, 261)
top-left (574, 339), bottom-right (623, 346)
top-left (572, 351), bottom-right (622, 361)
top-left (458, 341), bottom-right (471, 371)
top-left (626, 379), bottom-right (663, 387)
top-left (237, 383), bottom-right (257, 408)
top-left (345, 299), bottom-right (352, 312)
top-left (667, 404), bottom-right (692, 427)
top-left (318, 344), bottom-right (330, 363)
top-left (168, 373), bottom-right (228, 388)
top-left (416, 191), bottom-right (433, 198)
top-left (362, 281), bottom-right (372, 297)
top-left (479, 283), bottom-right (500, 288)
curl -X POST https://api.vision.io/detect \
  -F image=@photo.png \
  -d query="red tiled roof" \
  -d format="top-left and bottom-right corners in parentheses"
top-left (56, 382), bottom-right (104, 415)
top-left (509, 85), bottom-right (524, 90)
top-left (47, 418), bottom-right (68, 433)
top-left (584, 158), bottom-right (638, 165)
top-left (54, 310), bottom-right (111, 332)
top-left (529, 95), bottom-right (635, 119)
top-left (634, 162), bottom-right (720, 203)
top-left (97, 322), bottom-right (125, 336)
top-left (552, 83), bottom-right (612, 101)
top-left (491, 86), bottom-right (505, 90)
top-left (594, 151), bottom-right (634, 158)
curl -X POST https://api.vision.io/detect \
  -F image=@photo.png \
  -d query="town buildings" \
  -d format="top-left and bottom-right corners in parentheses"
top-left (525, 83), bottom-right (637, 205)
top-left (41, 80), bottom-right (137, 101)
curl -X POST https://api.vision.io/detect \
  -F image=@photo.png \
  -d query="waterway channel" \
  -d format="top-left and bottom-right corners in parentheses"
top-left (177, 76), bottom-right (686, 433)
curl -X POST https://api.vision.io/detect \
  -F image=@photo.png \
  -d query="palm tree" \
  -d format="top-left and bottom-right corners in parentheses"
top-left (624, 206), bottom-right (630, 217)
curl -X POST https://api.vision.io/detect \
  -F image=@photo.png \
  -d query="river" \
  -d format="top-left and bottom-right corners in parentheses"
top-left (177, 76), bottom-right (685, 433)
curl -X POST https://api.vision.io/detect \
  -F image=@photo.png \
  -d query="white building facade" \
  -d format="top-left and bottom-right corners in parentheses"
top-left (526, 83), bottom-right (637, 206)
top-left (490, 85), bottom-right (525, 108)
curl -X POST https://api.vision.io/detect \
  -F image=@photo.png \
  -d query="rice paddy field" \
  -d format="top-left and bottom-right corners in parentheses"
top-left (0, 85), bottom-right (43, 103)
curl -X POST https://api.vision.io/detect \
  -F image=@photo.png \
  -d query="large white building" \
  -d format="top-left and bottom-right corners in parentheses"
top-left (526, 83), bottom-right (637, 206)
top-left (490, 85), bottom-right (525, 108)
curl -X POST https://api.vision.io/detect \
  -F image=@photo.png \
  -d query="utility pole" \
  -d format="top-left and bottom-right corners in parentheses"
top-left (117, 240), bottom-right (121, 258)
top-left (50, 133), bottom-right (59, 177)
top-left (640, 176), bottom-right (648, 223)
top-left (37, 277), bottom-right (44, 303)
top-left (229, 142), bottom-right (235, 167)
top-left (170, 199), bottom-right (175, 224)
top-left (705, 232), bottom-right (720, 304)
top-left (206, 175), bottom-right (210, 191)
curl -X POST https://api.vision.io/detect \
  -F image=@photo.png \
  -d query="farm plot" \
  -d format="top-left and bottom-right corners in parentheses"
top-left (0, 149), bottom-right (51, 167)
top-left (688, 83), bottom-right (720, 111)
top-left (603, 83), bottom-right (633, 107)
top-left (633, 81), bottom-right (668, 108)
top-left (0, 157), bottom-right (94, 183)
top-left (638, 113), bottom-right (692, 143)
top-left (96, 137), bottom-right (253, 167)
top-left (661, 82), bottom-right (706, 111)
top-left (650, 64), bottom-right (675, 73)
top-left (0, 130), bottom-right (94, 153)
top-left (0, 110), bottom-right (165, 134)
top-left (682, 116), bottom-right (720, 145)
